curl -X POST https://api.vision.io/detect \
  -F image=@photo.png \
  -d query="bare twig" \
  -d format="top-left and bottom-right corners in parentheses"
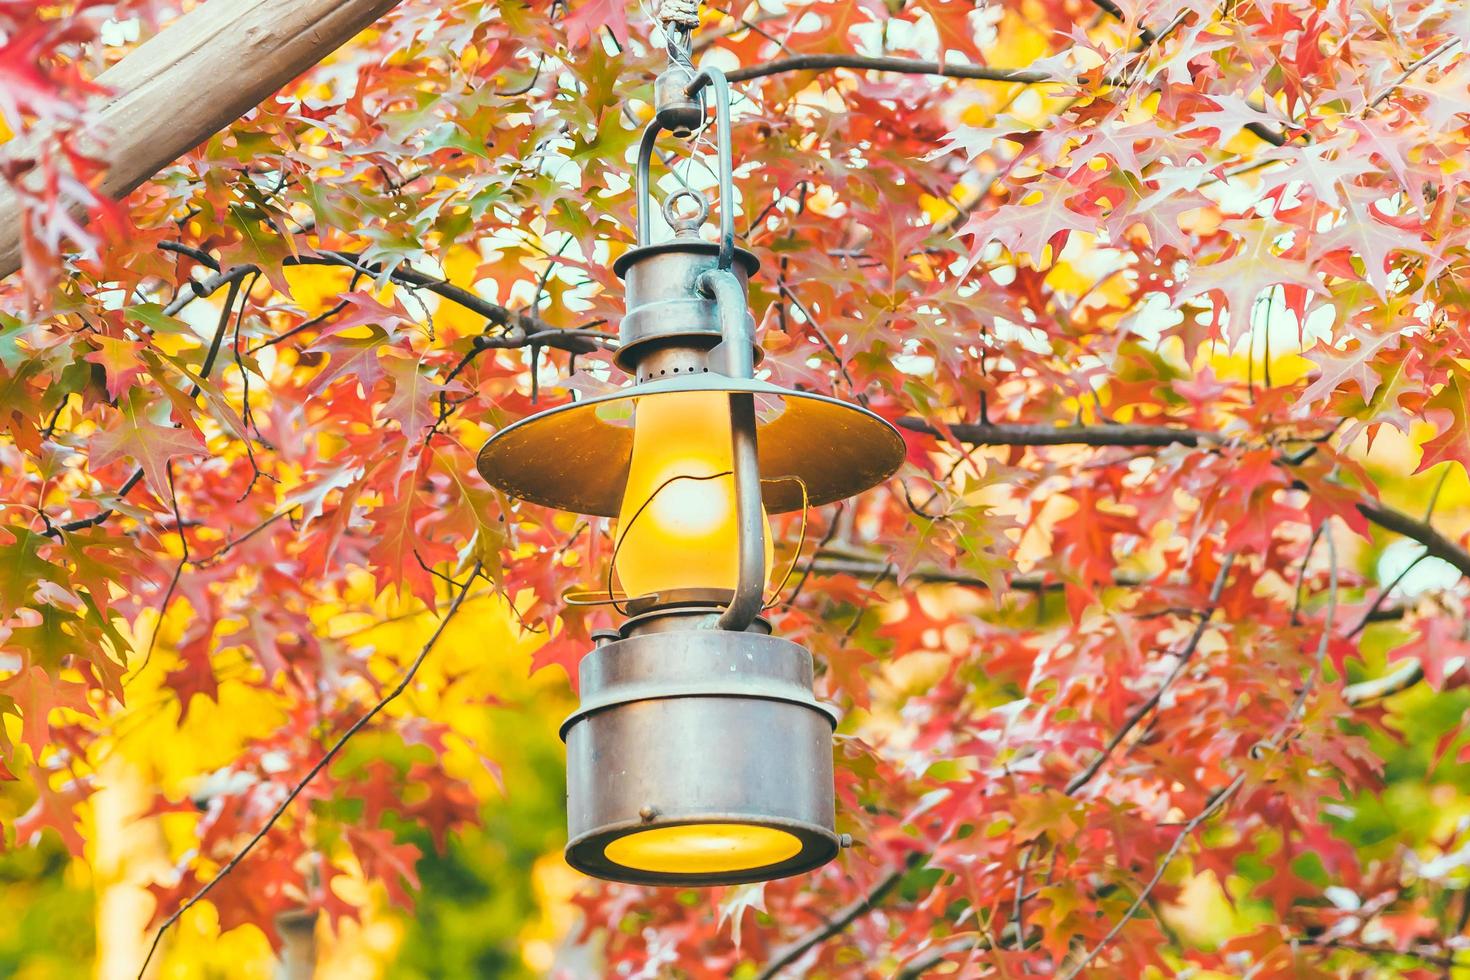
top-left (1058, 773), bottom-right (1246, 979)
top-left (1349, 553), bottom-right (1427, 639)
top-left (1290, 523), bottom-right (1327, 626)
top-left (1369, 38), bottom-right (1461, 109)
top-left (1281, 532), bottom-right (1340, 729)
top-left (842, 562), bottom-right (894, 642)
top-left (246, 298), bottom-right (350, 353)
top-left (135, 564), bottom-right (482, 979)
top-left (692, 6), bottom-right (783, 53)
top-left (1063, 552), bottom-right (1237, 795)
top-left (194, 508), bottom-right (298, 567)
top-left (755, 867), bottom-right (907, 980)
top-left (133, 462), bottom-right (189, 685)
top-left (1011, 846), bottom-right (1033, 948)
top-left (1061, 534), bottom-right (1339, 977)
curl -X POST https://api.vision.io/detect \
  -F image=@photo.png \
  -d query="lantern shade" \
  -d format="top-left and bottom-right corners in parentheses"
top-left (476, 374), bottom-right (904, 516)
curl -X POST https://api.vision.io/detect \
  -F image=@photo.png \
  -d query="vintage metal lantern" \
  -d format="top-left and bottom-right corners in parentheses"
top-left (476, 67), bottom-right (904, 885)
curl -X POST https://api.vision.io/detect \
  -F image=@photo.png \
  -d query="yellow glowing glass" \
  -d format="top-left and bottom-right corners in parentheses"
top-left (614, 390), bottom-right (773, 599)
top-left (604, 823), bottom-right (803, 874)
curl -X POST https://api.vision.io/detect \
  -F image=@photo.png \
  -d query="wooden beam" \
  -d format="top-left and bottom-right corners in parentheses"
top-left (0, 0), bottom-right (404, 280)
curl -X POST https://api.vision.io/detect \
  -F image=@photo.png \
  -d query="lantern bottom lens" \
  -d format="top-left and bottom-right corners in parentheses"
top-left (603, 823), bottom-right (803, 875)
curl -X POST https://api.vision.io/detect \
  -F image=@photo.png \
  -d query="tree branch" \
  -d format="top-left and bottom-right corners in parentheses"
top-left (162, 264), bottom-right (256, 316)
top-left (1, 0), bottom-right (407, 280)
top-left (899, 418), bottom-right (1470, 582)
top-left (304, 251), bottom-right (614, 355)
top-left (896, 416), bottom-right (1216, 448)
top-left (754, 866), bottom-right (907, 980)
top-left (720, 25), bottom-right (1285, 148)
top-left (135, 564), bottom-right (481, 979)
top-left (810, 551), bottom-right (1112, 592)
top-left (727, 54), bottom-right (1059, 86)
top-left (896, 937), bottom-right (988, 979)
top-left (161, 243), bottom-right (617, 356)
top-left (1355, 499), bottom-right (1470, 579)
top-left (1343, 659), bottom-right (1423, 705)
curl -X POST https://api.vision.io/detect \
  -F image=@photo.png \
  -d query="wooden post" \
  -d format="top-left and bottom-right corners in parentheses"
top-left (0, 0), bottom-right (404, 280)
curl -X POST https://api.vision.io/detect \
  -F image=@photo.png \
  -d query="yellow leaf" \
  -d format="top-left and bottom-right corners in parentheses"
top-left (281, 263), bottom-right (355, 315)
top-left (436, 245), bottom-right (490, 335)
top-left (919, 192), bottom-right (960, 225)
top-left (1044, 260), bottom-right (1092, 295)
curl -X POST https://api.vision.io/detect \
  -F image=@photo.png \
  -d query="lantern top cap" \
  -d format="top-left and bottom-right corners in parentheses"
top-left (476, 374), bottom-right (904, 517)
top-left (612, 238), bottom-right (760, 280)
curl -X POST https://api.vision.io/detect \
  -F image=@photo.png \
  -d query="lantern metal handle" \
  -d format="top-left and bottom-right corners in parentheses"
top-left (634, 67), bottom-right (737, 272)
top-left (700, 268), bottom-right (764, 632)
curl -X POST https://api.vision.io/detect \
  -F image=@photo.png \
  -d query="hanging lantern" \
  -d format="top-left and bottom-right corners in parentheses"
top-left (476, 67), bottom-right (903, 886)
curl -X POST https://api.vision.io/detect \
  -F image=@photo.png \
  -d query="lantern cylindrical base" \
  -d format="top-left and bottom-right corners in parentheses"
top-left (561, 627), bottom-right (839, 886)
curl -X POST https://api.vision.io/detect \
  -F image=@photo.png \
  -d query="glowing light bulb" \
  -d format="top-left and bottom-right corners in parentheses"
top-left (604, 823), bottom-right (803, 875)
top-left (614, 390), bottom-right (773, 600)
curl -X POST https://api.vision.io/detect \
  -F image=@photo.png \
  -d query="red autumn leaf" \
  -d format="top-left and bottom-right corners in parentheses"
top-left (1052, 485), bottom-right (1135, 587)
top-left (0, 665), bottom-right (94, 759)
top-left (1416, 372), bottom-right (1470, 475)
top-left (563, 0), bottom-right (629, 48)
top-left (13, 769), bottom-right (90, 855)
top-left (346, 826), bottom-right (421, 908)
top-left (88, 389), bottom-right (204, 497)
top-left (83, 335), bottom-right (147, 399)
top-left (1389, 617), bottom-right (1470, 689)
top-left (378, 349), bottom-right (458, 442)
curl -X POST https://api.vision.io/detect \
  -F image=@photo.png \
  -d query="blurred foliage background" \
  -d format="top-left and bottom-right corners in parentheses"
top-left (3, 428), bottom-right (1469, 976)
top-left (1, 0), bottom-right (1468, 974)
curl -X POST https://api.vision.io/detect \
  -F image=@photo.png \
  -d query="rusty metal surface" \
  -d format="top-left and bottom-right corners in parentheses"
top-left (561, 626), bottom-right (840, 885)
top-left (612, 240), bottom-right (760, 373)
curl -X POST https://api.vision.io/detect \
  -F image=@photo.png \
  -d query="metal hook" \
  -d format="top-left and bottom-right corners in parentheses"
top-left (632, 66), bottom-right (737, 272)
top-left (662, 188), bottom-right (709, 237)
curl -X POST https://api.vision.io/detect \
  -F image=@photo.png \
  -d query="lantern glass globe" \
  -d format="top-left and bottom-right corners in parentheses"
top-left (614, 390), bottom-right (773, 600)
